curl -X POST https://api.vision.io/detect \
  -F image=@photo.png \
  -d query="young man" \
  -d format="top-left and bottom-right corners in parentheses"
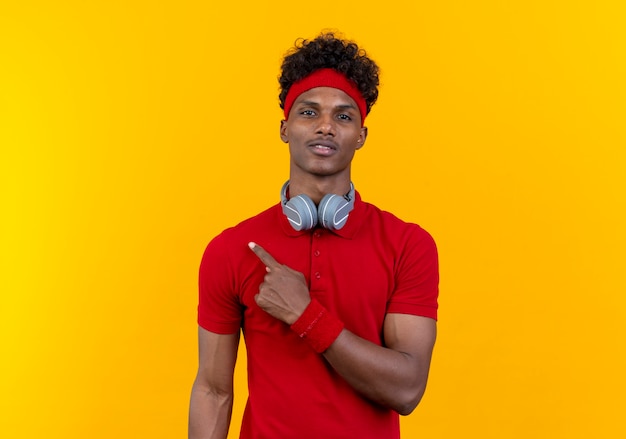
top-left (189, 33), bottom-right (439, 439)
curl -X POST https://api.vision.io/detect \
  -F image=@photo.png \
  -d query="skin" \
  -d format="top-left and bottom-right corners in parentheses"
top-left (189, 86), bottom-right (437, 438)
top-left (279, 87), bottom-right (367, 203)
top-left (189, 330), bottom-right (239, 439)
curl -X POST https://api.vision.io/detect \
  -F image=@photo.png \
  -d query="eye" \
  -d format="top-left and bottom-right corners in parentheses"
top-left (337, 113), bottom-right (352, 121)
top-left (300, 109), bottom-right (316, 116)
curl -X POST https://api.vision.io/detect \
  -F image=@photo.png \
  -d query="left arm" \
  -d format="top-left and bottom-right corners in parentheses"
top-left (323, 313), bottom-right (436, 415)
top-left (248, 242), bottom-right (436, 415)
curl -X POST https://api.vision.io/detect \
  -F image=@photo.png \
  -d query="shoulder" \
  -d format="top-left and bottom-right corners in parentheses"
top-left (213, 204), bottom-right (280, 240)
top-left (203, 204), bottom-right (281, 259)
top-left (360, 199), bottom-right (436, 248)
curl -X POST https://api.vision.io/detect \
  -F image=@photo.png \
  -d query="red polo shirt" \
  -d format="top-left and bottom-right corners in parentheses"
top-left (198, 192), bottom-right (438, 439)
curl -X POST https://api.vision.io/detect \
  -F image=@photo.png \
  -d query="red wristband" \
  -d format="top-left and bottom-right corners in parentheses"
top-left (290, 299), bottom-right (344, 353)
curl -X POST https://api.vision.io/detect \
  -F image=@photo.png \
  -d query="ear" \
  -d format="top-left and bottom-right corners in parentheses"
top-left (280, 120), bottom-right (289, 143)
top-left (356, 126), bottom-right (368, 149)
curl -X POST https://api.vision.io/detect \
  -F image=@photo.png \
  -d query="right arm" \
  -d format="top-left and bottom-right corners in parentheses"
top-left (189, 327), bottom-right (240, 439)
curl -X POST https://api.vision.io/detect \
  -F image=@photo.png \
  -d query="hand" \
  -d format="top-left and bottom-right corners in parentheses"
top-left (248, 242), bottom-right (311, 325)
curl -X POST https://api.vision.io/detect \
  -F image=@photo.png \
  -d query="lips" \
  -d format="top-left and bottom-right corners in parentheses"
top-left (307, 140), bottom-right (337, 155)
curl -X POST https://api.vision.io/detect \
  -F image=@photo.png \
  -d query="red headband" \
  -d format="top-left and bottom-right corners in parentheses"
top-left (283, 68), bottom-right (367, 125)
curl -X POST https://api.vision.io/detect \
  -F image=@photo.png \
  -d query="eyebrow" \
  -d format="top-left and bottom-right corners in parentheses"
top-left (298, 100), bottom-right (357, 110)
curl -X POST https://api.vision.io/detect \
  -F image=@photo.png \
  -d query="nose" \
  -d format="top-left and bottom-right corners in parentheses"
top-left (315, 113), bottom-right (336, 136)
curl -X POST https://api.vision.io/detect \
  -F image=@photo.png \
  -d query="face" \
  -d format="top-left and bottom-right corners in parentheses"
top-left (280, 87), bottom-right (367, 184)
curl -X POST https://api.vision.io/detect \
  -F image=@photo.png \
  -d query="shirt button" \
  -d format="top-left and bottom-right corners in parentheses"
top-left (314, 272), bottom-right (321, 279)
top-left (313, 231), bottom-right (321, 238)
top-left (314, 250), bottom-right (320, 257)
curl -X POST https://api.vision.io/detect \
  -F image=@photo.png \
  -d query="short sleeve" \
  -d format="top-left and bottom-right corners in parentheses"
top-left (197, 232), bottom-right (243, 334)
top-left (387, 226), bottom-right (439, 320)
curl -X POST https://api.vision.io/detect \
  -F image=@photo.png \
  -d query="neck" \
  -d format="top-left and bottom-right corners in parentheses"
top-left (287, 177), bottom-right (352, 205)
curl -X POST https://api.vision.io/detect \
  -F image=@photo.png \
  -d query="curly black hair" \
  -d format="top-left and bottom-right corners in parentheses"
top-left (278, 32), bottom-right (380, 115)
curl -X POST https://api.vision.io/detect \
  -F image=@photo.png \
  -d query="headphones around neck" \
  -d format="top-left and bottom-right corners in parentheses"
top-left (280, 181), bottom-right (355, 231)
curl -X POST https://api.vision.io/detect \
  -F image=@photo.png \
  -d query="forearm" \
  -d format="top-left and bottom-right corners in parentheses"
top-left (188, 383), bottom-right (233, 439)
top-left (322, 329), bottom-right (430, 415)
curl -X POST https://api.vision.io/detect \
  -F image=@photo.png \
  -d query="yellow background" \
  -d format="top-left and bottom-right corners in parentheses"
top-left (1, 1), bottom-right (625, 437)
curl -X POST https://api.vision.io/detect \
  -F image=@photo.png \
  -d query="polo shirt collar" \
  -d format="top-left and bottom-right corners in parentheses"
top-left (278, 191), bottom-right (365, 239)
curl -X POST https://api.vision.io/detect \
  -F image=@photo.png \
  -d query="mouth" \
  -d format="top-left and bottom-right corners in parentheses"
top-left (308, 141), bottom-right (337, 155)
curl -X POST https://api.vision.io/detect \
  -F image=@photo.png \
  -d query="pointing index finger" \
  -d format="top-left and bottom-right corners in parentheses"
top-left (248, 242), bottom-right (279, 269)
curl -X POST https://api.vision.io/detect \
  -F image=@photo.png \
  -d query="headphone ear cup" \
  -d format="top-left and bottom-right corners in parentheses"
top-left (284, 195), bottom-right (318, 231)
top-left (318, 194), bottom-right (351, 230)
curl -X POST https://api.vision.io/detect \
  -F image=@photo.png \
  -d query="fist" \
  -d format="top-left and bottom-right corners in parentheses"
top-left (249, 242), bottom-right (311, 325)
